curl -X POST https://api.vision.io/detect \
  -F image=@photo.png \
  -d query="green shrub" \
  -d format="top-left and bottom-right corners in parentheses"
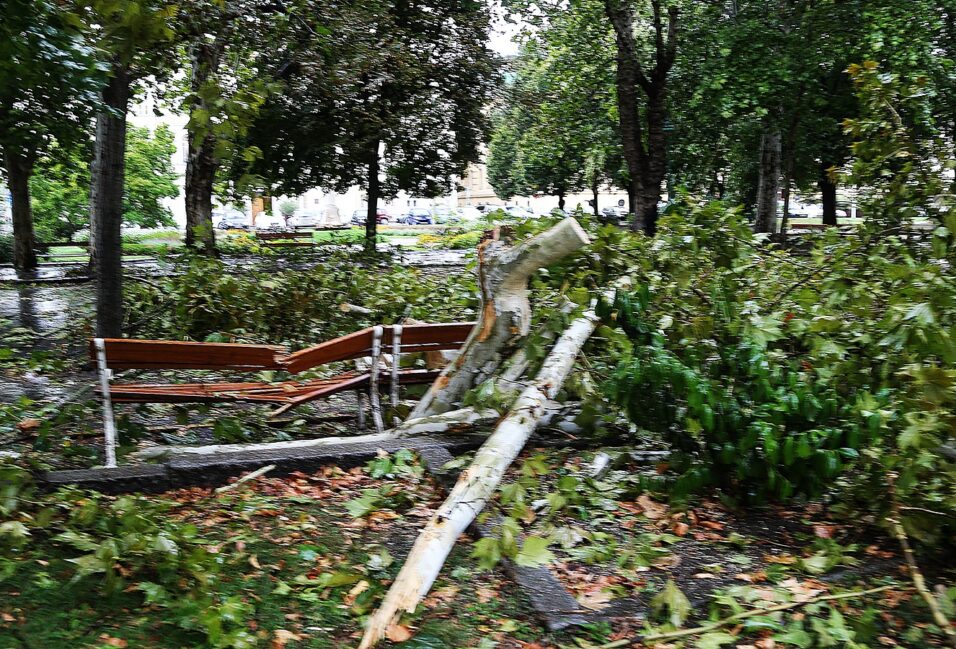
top-left (595, 199), bottom-right (955, 542)
top-left (0, 234), bottom-right (13, 264)
top-left (122, 242), bottom-right (170, 256)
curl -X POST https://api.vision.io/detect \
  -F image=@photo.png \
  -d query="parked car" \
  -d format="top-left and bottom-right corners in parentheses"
top-left (454, 206), bottom-right (484, 222)
top-left (255, 212), bottom-right (284, 231)
top-left (598, 206), bottom-right (626, 225)
top-left (350, 208), bottom-right (391, 225)
top-left (400, 207), bottom-right (434, 225)
top-left (430, 206), bottom-right (456, 224)
top-left (215, 209), bottom-right (249, 230)
top-left (504, 205), bottom-right (535, 220)
top-left (289, 210), bottom-right (320, 228)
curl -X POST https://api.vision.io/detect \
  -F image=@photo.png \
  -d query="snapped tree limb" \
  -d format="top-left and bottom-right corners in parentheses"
top-left (411, 217), bottom-right (590, 418)
top-left (358, 305), bottom-right (601, 649)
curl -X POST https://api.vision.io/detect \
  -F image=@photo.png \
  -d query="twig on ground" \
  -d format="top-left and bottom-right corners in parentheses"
top-left (214, 464), bottom-right (276, 494)
top-left (888, 473), bottom-right (956, 649)
top-left (598, 584), bottom-right (907, 648)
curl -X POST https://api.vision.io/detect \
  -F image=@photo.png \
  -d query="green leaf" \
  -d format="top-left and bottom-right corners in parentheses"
top-left (514, 536), bottom-right (555, 567)
top-left (651, 579), bottom-right (692, 626)
top-left (696, 632), bottom-right (737, 649)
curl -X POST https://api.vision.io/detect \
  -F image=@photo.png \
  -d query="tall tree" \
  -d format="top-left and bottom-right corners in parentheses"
top-left (177, 0), bottom-right (278, 255)
top-left (231, 0), bottom-right (497, 250)
top-left (0, 0), bottom-right (102, 270)
top-left (30, 126), bottom-right (178, 242)
top-left (83, 0), bottom-right (177, 337)
top-left (604, 0), bottom-right (678, 234)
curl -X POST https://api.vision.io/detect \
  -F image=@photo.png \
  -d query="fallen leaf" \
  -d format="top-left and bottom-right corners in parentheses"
top-left (693, 573), bottom-right (718, 579)
top-left (249, 554), bottom-right (261, 569)
top-left (636, 494), bottom-right (667, 520)
top-left (672, 522), bottom-right (690, 537)
top-left (812, 525), bottom-right (833, 539)
top-left (344, 580), bottom-right (370, 606)
top-left (98, 636), bottom-right (127, 648)
top-left (272, 629), bottom-right (301, 648)
top-left (755, 639), bottom-right (776, 649)
top-left (385, 623), bottom-right (414, 643)
top-left (577, 589), bottom-right (613, 610)
top-left (16, 419), bottom-right (40, 433)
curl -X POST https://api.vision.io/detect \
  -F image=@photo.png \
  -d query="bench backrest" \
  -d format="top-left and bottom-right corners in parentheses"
top-left (90, 339), bottom-right (287, 370)
top-left (91, 322), bottom-right (475, 373)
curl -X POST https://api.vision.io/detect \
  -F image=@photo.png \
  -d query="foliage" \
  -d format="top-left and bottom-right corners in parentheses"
top-left (0, 234), bottom-right (13, 264)
top-left (0, 464), bottom-right (255, 647)
top-left (592, 198), bottom-right (954, 540)
top-left (0, 0), bottom-right (103, 162)
top-left (123, 253), bottom-right (478, 348)
top-left (30, 126), bottom-right (179, 241)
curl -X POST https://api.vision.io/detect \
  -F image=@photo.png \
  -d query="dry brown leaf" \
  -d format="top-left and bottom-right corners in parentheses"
top-left (764, 554), bottom-right (796, 565)
top-left (98, 636), bottom-right (128, 648)
top-left (813, 525), bottom-right (833, 539)
top-left (755, 639), bottom-right (776, 649)
top-left (385, 623), bottom-right (414, 643)
top-left (576, 589), bottom-right (613, 611)
top-left (16, 419), bottom-right (40, 433)
top-left (692, 573), bottom-right (718, 579)
top-left (636, 494), bottom-right (667, 519)
top-left (248, 554), bottom-right (261, 569)
top-left (672, 522), bottom-right (690, 537)
top-left (272, 629), bottom-right (301, 648)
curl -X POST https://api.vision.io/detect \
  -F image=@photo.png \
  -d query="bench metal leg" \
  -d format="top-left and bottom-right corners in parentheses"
top-left (369, 325), bottom-right (385, 434)
top-left (93, 338), bottom-right (118, 468)
top-left (390, 324), bottom-right (402, 414)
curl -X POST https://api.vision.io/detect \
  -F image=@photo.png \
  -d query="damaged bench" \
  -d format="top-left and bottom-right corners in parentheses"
top-left (90, 322), bottom-right (475, 466)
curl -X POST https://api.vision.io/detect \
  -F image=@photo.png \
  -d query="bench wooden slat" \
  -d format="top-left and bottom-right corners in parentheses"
top-left (92, 339), bottom-right (287, 370)
top-left (281, 328), bottom-right (375, 373)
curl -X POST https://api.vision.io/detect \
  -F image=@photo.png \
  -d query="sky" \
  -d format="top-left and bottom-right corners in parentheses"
top-left (488, 1), bottom-right (522, 56)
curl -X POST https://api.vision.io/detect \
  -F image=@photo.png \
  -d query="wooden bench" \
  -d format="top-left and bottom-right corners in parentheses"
top-left (90, 322), bottom-right (474, 466)
top-left (255, 230), bottom-right (314, 242)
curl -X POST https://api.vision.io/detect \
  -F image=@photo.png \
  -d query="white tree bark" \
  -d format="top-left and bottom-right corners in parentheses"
top-left (410, 218), bottom-right (589, 418)
top-left (132, 407), bottom-right (498, 459)
top-left (358, 306), bottom-right (600, 649)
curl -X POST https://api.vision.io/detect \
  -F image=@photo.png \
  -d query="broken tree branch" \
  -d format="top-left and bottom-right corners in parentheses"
top-left (214, 464), bottom-right (276, 493)
top-left (597, 584), bottom-right (907, 649)
top-left (411, 218), bottom-right (589, 418)
top-left (888, 473), bottom-right (956, 649)
top-left (358, 305), bottom-right (601, 649)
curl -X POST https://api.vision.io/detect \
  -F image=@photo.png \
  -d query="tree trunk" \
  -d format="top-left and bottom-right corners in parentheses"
top-left (640, 89), bottom-right (667, 236)
top-left (359, 306), bottom-right (601, 649)
top-left (591, 181), bottom-right (599, 217)
top-left (3, 147), bottom-right (37, 271)
top-left (365, 138), bottom-right (380, 253)
top-left (90, 65), bottom-right (130, 338)
top-left (754, 129), bottom-right (781, 233)
top-left (410, 218), bottom-right (590, 418)
top-left (184, 133), bottom-right (218, 255)
top-left (184, 43), bottom-right (221, 256)
top-left (557, 189), bottom-right (566, 211)
top-left (820, 163), bottom-right (838, 226)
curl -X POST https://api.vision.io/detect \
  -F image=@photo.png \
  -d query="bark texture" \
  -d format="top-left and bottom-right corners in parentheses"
top-left (3, 146), bottom-right (37, 270)
top-left (91, 65), bottom-right (130, 338)
top-left (820, 163), bottom-right (838, 226)
top-left (358, 307), bottom-right (601, 649)
top-left (410, 217), bottom-right (590, 418)
top-left (365, 139), bottom-right (381, 252)
top-left (604, 0), bottom-right (677, 235)
top-left (184, 39), bottom-right (221, 256)
top-left (754, 129), bottom-right (781, 233)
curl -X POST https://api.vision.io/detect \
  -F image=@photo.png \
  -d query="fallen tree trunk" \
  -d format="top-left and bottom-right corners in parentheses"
top-left (131, 402), bottom-right (581, 460)
top-left (411, 218), bottom-right (589, 418)
top-left (133, 407), bottom-right (497, 459)
top-left (358, 305), bottom-right (601, 649)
